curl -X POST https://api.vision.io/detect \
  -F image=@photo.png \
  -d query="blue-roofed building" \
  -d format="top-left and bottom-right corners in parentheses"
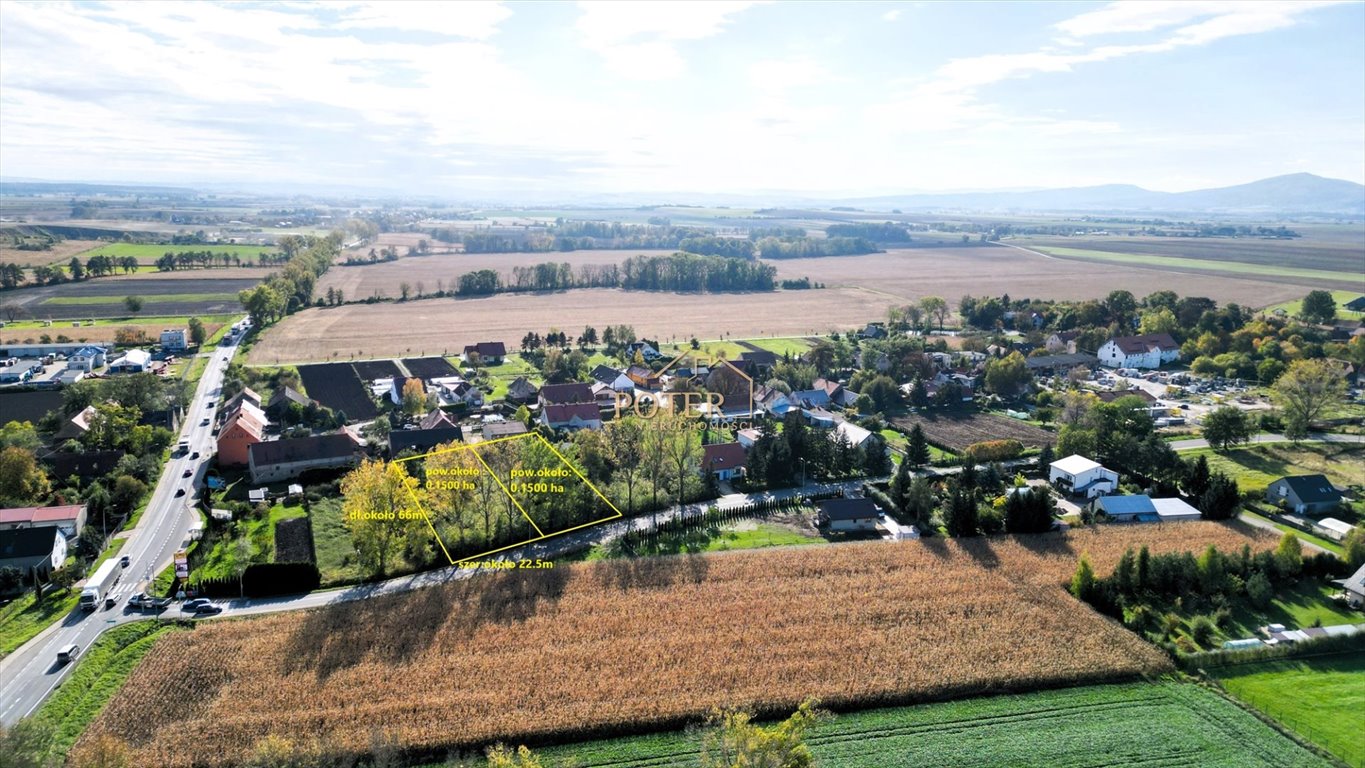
top-left (1091, 494), bottom-right (1157, 523)
top-left (66, 346), bottom-right (107, 372)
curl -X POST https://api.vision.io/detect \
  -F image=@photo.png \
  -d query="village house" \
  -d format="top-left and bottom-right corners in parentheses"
top-left (701, 442), bottom-right (747, 480)
top-left (463, 341), bottom-right (507, 364)
top-left (0, 527), bottom-right (67, 581)
top-left (248, 433), bottom-right (365, 483)
top-left (627, 364), bottom-right (661, 390)
top-left (1265, 474), bottom-right (1344, 515)
top-left (1046, 331), bottom-right (1082, 354)
top-left (265, 386), bottom-right (314, 419)
top-left (538, 382), bottom-right (594, 407)
top-left (505, 376), bottom-right (540, 405)
top-left (1049, 454), bottom-right (1119, 499)
top-left (0, 504), bottom-right (88, 538)
top-left (430, 377), bottom-right (483, 408)
top-left (65, 345), bottom-right (107, 372)
top-left (624, 341), bottom-right (662, 361)
top-left (160, 328), bottom-right (190, 351)
top-left (1334, 562), bottom-right (1365, 607)
top-left (1096, 333), bottom-right (1180, 369)
top-left (539, 403), bottom-right (602, 431)
top-left (388, 409), bottom-right (464, 458)
top-left (815, 497), bottom-right (882, 532)
top-left (482, 419), bottom-right (529, 440)
top-left (41, 449), bottom-right (121, 481)
top-left (754, 385), bottom-right (792, 417)
top-left (217, 401), bottom-right (268, 467)
top-left (590, 365), bottom-right (634, 392)
top-left (739, 349), bottom-right (778, 376)
top-left (52, 405), bottom-right (98, 443)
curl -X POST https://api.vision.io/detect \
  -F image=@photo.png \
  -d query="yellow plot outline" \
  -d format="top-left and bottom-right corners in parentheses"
top-left (393, 431), bottom-right (623, 564)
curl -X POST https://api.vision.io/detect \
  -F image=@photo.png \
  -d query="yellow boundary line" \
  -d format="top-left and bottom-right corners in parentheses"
top-left (395, 431), bottom-right (626, 564)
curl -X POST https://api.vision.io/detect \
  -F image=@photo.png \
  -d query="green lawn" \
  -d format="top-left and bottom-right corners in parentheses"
top-left (472, 353), bottom-right (541, 401)
top-left (32, 621), bottom-right (187, 762)
top-left (89, 538), bottom-right (125, 570)
top-left (0, 313), bottom-right (235, 331)
top-left (1261, 290), bottom-right (1364, 319)
top-left (745, 336), bottom-right (813, 356)
top-left (84, 242), bottom-right (282, 263)
top-left (1242, 509), bottom-right (1345, 556)
top-left (0, 589), bottom-right (81, 659)
top-left (530, 682), bottom-right (1330, 768)
top-left (574, 521), bottom-right (824, 561)
top-left (659, 340), bottom-right (750, 360)
top-left (40, 292), bottom-right (239, 306)
top-left (310, 497), bottom-right (365, 586)
top-left (1215, 654), bottom-right (1365, 767)
top-left (1179, 443), bottom-right (1365, 494)
top-left (1031, 245), bottom-right (1362, 284)
top-left (190, 515), bottom-right (273, 584)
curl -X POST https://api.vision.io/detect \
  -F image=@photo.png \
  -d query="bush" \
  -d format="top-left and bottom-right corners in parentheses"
top-left (1245, 572), bottom-right (1273, 608)
top-left (1189, 615), bottom-right (1217, 647)
top-left (963, 439), bottom-right (1024, 463)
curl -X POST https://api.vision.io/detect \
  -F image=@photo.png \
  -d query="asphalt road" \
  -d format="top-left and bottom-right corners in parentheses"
top-left (1168, 432), bottom-right (1365, 451)
top-left (0, 318), bottom-right (247, 726)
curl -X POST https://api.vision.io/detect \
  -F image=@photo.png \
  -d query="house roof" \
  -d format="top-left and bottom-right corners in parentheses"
top-left (267, 386), bottom-right (312, 409)
top-left (41, 450), bottom-right (122, 478)
top-left (222, 387), bottom-right (263, 415)
top-left (1025, 353), bottom-right (1097, 370)
top-left (1151, 497), bottom-right (1201, 520)
top-left (1344, 296), bottom-right (1365, 312)
top-left (0, 527), bottom-right (61, 560)
top-left (464, 341), bottom-right (507, 358)
top-left (740, 350), bottom-right (778, 366)
top-left (0, 504), bottom-right (85, 525)
top-left (1317, 518), bottom-right (1356, 536)
top-left (627, 365), bottom-right (654, 379)
top-left (1095, 388), bottom-right (1157, 404)
top-left (813, 378), bottom-right (843, 396)
top-left (539, 382), bottom-right (594, 404)
top-left (419, 408), bottom-right (460, 430)
top-left (816, 497), bottom-right (880, 521)
top-left (702, 442), bottom-right (747, 471)
top-left (1107, 333), bottom-right (1179, 354)
top-left (543, 403), bottom-right (601, 424)
top-left (1335, 562), bottom-right (1365, 593)
top-left (833, 420), bottom-right (873, 448)
top-left (249, 433), bottom-right (361, 466)
top-left (1276, 474), bottom-right (1342, 504)
top-left (1050, 454), bottom-right (1104, 476)
top-left (483, 420), bottom-right (529, 438)
top-left (1095, 495), bottom-right (1156, 515)
top-left (590, 364), bottom-right (627, 385)
top-left (506, 376), bottom-right (539, 399)
top-left (389, 426), bottom-right (464, 458)
top-left (111, 349), bottom-right (151, 366)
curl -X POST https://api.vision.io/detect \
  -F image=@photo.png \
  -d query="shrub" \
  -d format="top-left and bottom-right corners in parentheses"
top-left (1189, 616), bottom-right (1217, 647)
top-left (963, 439), bottom-right (1024, 463)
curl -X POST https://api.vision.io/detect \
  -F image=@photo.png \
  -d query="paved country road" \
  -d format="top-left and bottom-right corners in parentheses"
top-left (1168, 432), bottom-right (1365, 451)
top-left (0, 319), bottom-right (248, 726)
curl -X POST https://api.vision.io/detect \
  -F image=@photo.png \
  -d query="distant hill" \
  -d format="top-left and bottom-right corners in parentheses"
top-left (840, 173), bottom-right (1365, 215)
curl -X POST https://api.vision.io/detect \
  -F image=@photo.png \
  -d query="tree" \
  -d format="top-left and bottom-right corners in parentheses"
top-left (1271, 359), bottom-right (1346, 439)
top-left (1070, 554), bottom-right (1096, 601)
top-left (700, 698), bottom-right (821, 768)
top-left (1104, 290), bottom-right (1137, 325)
top-left (1184, 454), bottom-right (1211, 499)
top-left (984, 351), bottom-right (1029, 397)
top-left (1139, 307), bottom-right (1179, 335)
top-left (109, 475), bottom-right (147, 517)
top-left (487, 745), bottom-right (547, 768)
top-left (0, 718), bottom-right (59, 768)
top-left (944, 487), bottom-right (978, 536)
top-left (665, 418), bottom-right (702, 508)
top-left (1299, 289), bottom-right (1337, 325)
top-left (0, 447), bottom-right (50, 505)
top-left (340, 460), bottom-right (422, 577)
top-left (920, 296), bottom-right (949, 331)
top-left (400, 378), bottom-right (427, 416)
top-left (861, 433), bottom-right (892, 476)
top-left (0, 421), bottom-right (43, 452)
top-left (904, 424), bottom-right (930, 468)
top-left (67, 733), bottom-right (133, 768)
top-left (1198, 472), bottom-right (1240, 521)
top-left (1275, 532), bottom-right (1303, 578)
top-left (187, 316), bottom-right (206, 346)
top-left (1, 302), bottom-right (26, 321)
top-left (1201, 407), bottom-right (1251, 451)
top-left (122, 295), bottom-right (143, 313)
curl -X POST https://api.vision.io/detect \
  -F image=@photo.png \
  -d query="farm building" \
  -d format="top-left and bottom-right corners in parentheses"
top-left (107, 349), bottom-right (151, 373)
top-left (248, 433), bottom-right (365, 483)
top-left (0, 504), bottom-right (87, 538)
top-left (1097, 333), bottom-right (1180, 370)
top-left (389, 421), bottom-right (464, 459)
top-left (0, 359), bottom-right (43, 384)
top-left (627, 365), bottom-right (660, 390)
top-left (1024, 353), bottom-right (1096, 376)
top-left (0, 527), bottom-right (67, 580)
top-left (160, 328), bottom-right (190, 351)
top-left (265, 386), bottom-right (314, 418)
top-left (462, 342), bottom-right (506, 364)
top-left (41, 450), bottom-right (121, 481)
top-left (701, 442), bottom-right (746, 480)
top-left (540, 403), bottom-right (602, 431)
top-left (65, 346), bottom-right (108, 371)
top-left (1314, 517), bottom-right (1357, 542)
top-left (1090, 495), bottom-right (1156, 523)
top-left (0, 342), bottom-right (102, 358)
top-left (1265, 474), bottom-right (1343, 515)
top-left (1150, 497), bottom-right (1202, 522)
top-left (1345, 296), bottom-right (1365, 312)
top-left (1049, 455), bottom-right (1118, 499)
top-left (815, 498), bottom-right (881, 532)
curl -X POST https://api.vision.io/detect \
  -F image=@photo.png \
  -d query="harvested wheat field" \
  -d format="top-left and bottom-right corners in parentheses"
top-left (246, 287), bottom-right (896, 363)
top-left (768, 245), bottom-right (1325, 308)
top-left (82, 522), bottom-right (1271, 766)
top-left (0, 239), bottom-right (101, 267)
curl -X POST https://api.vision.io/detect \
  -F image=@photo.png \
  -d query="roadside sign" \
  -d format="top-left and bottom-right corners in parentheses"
top-left (174, 549), bottom-right (189, 579)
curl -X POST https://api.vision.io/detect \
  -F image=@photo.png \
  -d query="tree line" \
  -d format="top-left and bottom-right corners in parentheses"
top-left (444, 253), bottom-right (778, 297)
top-left (237, 233), bottom-right (342, 326)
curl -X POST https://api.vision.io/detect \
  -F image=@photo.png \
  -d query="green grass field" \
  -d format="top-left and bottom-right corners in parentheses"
top-left (84, 242), bottom-right (282, 263)
top-left (1030, 245), bottom-right (1363, 284)
top-left (0, 590), bottom-right (81, 659)
top-left (1261, 290), bottom-right (1363, 318)
top-left (32, 621), bottom-right (187, 762)
top-left (1, 313), bottom-right (236, 331)
top-left (1241, 510), bottom-right (1345, 556)
top-left (533, 682), bottom-right (1331, 767)
top-left (1215, 654), bottom-right (1365, 767)
top-left (39, 292), bottom-right (240, 306)
top-left (745, 336), bottom-right (814, 356)
top-left (1179, 443), bottom-right (1365, 494)
top-left (573, 521), bottom-right (824, 561)
top-left (310, 497), bottom-right (364, 586)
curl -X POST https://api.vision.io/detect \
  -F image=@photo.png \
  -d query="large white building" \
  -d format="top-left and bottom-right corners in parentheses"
top-left (1049, 454), bottom-right (1119, 499)
top-left (1097, 333), bottom-right (1181, 369)
top-left (160, 328), bottom-right (190, 351)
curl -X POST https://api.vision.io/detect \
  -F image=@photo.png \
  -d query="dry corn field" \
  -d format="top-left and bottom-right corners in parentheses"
top-left (82, 522), bottom-right (1272, 766)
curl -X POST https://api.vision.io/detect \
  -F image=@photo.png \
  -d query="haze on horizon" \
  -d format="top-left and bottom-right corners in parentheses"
top-left (1, 0), bottom-right (1362, 199)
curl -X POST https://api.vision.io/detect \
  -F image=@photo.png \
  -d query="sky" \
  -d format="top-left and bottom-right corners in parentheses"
top-left (1, 0), bottom-right (1362, 200)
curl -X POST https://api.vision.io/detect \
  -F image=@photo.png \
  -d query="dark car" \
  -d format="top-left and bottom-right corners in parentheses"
top-left (119, 555), bottom-right (131, 568)
top-left (175, 488), bottom-right (186, 497)
top-left (183, 468), bottom-right (193, 478)
top-left (193, 604), bottom-right (223, 616)
top-left (182, 598), bottom-right (213, 611)
top-left (190, 451), bottom-right (200, 460)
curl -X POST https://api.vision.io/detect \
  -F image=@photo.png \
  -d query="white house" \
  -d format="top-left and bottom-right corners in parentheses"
top-left (107, 348), bottom-right (151, 373)
top-left (540, 403), bottom-right (602, 431)
top-left (832, 420), bottom-right (876, 451)
top-left (66, 346), bottom-right (107, 371)
top-left (589, 365), bottom-right (634, 393)
top-left (1335, 563), bottom-right (1365, 608)
top-left (1097, 333), bottom-right (1180, 369)
top-left (815, 498), bottom-right (882, 532)
top-left (1049, 454), bottom-right (1119, 499)
top-left (160, 328), bottom-right (190, 351)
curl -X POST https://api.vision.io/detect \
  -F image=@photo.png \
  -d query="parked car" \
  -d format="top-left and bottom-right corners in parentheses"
top-left (182, 598), bottom-right (213, 611)
top-left (193, 604), bottom-right (223, 616)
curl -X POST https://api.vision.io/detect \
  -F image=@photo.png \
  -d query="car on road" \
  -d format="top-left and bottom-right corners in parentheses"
top-left (183, 468), bottom-right (193, 478)
top-left (193, 603), bottom-right (223, 616)
top-left (57, 643), bottom-right (80, 665)
top-left (207, 401), bottom-right (215, 408)
top-left (104, 596), bottom-right (117, 609)
top-left (175, 488), bottom-right (186, 497)
top-left (190, 452), bottom-right (200, 460)
top-left (119, 555), bottom-right (130, 568)
top-left (182, 598), bottom-right (213, 611)
top-left (201, 418), bottom-right (210, 426)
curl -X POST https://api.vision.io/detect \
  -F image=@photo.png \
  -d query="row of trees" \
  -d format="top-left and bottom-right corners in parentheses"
top-left (237, 232), bottom-right (342, 327)
top-left (745, 411), bottom-right (890, 487)
top-left (154, 249), bottom-right (287, 271)
top-left (447, 254), bottom-right (779, 297)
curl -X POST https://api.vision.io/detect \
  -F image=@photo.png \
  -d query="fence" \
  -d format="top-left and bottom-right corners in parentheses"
top-left (613, 488), bottom-right (843, 553)
top-left (1197, 666), bottom-right (1362, 767)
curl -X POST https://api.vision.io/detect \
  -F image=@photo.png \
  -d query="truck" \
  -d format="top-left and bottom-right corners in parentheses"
top-left (79, 558), bottom-right (122, 611)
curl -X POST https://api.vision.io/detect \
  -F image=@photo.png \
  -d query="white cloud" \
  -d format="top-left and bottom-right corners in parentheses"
top-left (1055, 0), bottom-right (1345, 39)
top-left (748, 56), bottom-right (839, 92)
top-left (323, 1), bottom-right (513, 38)
top-left (882, 9), bottom-right (902, 22)
top-left (575, 1), bottom-right (763, 79)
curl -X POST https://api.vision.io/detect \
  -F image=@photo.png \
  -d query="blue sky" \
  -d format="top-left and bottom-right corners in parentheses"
top-left (0, 0), bottom-right (1361, 199)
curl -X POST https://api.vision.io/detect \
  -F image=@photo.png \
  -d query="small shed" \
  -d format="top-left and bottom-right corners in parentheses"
top-left (1314, 517), bottom-right (1357, 542)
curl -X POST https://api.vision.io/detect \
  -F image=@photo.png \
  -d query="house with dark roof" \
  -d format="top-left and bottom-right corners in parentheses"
top-left (1334, 562), bottom-right (1365, 607)
top-left (0, 527), bottom-right (67, 579)
top-left (1265, 474), bottom-right (1343, 515)
top-left (482, 420), bottom-right (529, 439)
top-left (389, 411), bottom-right (464, 458)
top-left (1344, 296), bottom-right (1365, 313)
top-left (814, 498), bottom-right (881, 532)
top-left (41, 449), bottom-right (121, 481)
top-left (1097, 333), bottom-right (1180, 369)
top-left (265, 386), bottom-right (314, 418)
top-left (539, 382), bottom-right (594, 406)
top-left (1046, 330), bottom-right (1082, 354)
top-left (627, 365), bottom-right (660, 390)
top-left (701, 442), bottom-right (747, 480)
top-left (590, 364), bottom-right (634, 392)
top-left (540, 403), bottom-right (602, 431)
top-left (505, 376), bottom-right (540, 405)
top-left (463, 342), bottom-right (506, 364)
top-left (739, 349), bottom-right (778, 374)
top-left (248, 433), bottom-right (365, 483)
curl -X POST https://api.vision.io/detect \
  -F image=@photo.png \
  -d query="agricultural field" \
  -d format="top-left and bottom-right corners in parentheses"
top-left (81, 523), bottom-right (1272, 766)
top-left (0, 238), bottom-right (101, 267)
top-left (1013, 233), bottom-right (1365, 275)
top-left (401, 356), bottom-right (458, 379)
top-left (82, 242), bottom-right (283, 264)
top-left (1015, 244), bottom-right (1361, 286)
top-left (1214, 654), bottom-right (1365, 767)
top-left (537, 682), bottom-right (1331, 768)
top-left (296, 363), bottom-right (379, 420)
top-left (0, 313), bottom-right (234, 347)
top-left (764, 244), bottom-right (1333, 310)
top-left (890, 410), bottom-right (1055, 452)
top-left (1, 276), bottom-right (258, 319)
top-left (1179, 443), bottom-right (1365, 494)
top-left (246, 288), bottom-right (895, 364)
top-left (1262, 289), bottom-right (1365, 320)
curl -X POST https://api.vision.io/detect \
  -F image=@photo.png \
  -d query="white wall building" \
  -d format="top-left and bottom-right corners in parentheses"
top-left (1097, 333), bottom-right (1181, 369)
top-left (1049, 454), bottom-right (1119, 499)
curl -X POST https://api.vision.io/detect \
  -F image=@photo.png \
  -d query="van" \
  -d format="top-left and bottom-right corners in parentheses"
top-left (57, 643), bottom-right (80, 664)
